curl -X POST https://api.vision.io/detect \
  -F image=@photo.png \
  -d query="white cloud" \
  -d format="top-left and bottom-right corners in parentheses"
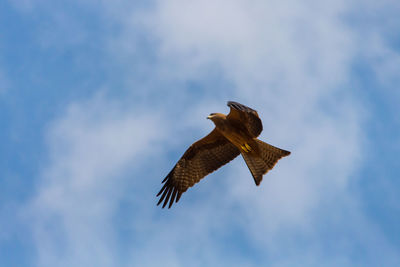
top-left (140, 0), bottom-right (354, 91)
top-left (139, 0), bottom-right (362, 236)
top-left (28, 94), bottom-right (169, 267)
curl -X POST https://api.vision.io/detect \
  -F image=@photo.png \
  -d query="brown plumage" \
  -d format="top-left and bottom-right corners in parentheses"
top-left (157, 101), bottom-right (290, 208)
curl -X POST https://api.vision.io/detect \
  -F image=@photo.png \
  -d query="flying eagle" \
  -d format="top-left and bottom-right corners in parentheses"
top-left (157, 101), bottom-right (290, 208)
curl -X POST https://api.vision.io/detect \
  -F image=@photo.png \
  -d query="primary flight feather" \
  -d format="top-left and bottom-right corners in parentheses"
top-left (157, 101), bottom-right (290, 208)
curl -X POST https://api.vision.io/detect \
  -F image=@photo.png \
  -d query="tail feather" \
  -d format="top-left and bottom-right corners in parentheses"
top-left (241, 139), bottom-right (290, 185)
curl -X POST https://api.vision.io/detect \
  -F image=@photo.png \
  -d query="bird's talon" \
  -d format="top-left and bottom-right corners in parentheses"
top-left (245, 143), bottom-right (252, 151)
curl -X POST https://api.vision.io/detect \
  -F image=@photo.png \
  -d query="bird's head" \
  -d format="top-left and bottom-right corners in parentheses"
top-left (207, 113), bottom-right (225, 123)
top-left (207, 113), bottom-right (216, 120)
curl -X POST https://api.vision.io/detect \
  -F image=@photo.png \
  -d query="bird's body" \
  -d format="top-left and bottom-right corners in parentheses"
top-left (207, 113), bottom-right (252, 151)
top-left (157, 101), bottom-right (290, 208)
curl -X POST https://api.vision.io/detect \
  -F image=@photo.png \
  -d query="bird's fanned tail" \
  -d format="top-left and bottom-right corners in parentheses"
top-left (241, 139), bottom-right (290, 185)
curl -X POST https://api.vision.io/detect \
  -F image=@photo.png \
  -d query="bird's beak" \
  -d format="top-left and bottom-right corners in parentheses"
top-left (207, 115), bottom-right (212, 119)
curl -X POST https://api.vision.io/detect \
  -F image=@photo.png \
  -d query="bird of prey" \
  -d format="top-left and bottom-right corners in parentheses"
top-left (157, 101), bottom-right (290, 208)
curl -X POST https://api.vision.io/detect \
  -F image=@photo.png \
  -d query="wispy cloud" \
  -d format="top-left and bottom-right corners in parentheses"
top-left (28, 94), bottom-right (169, 266)
top-left (136, 0), bottom-right (364, 248)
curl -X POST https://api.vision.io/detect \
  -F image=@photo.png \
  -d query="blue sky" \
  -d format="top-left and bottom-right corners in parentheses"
top-left (1, 0), bottom-right (399, 266)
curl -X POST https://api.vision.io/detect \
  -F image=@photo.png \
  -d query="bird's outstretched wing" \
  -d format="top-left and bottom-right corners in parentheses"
top-left (226, 101), bottom-right (263, 137)
top-left (157, 129), bottom-right (240, 208)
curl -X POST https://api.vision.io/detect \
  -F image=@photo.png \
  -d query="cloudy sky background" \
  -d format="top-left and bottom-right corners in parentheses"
top-left (1, 0), bottom-right (399, 266)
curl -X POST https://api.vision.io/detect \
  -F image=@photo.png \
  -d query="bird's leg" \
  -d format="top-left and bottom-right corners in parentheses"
top-left (241, 143), bottom-right (252, 152)
top-left (245, 143), bottom-right (252, 151)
